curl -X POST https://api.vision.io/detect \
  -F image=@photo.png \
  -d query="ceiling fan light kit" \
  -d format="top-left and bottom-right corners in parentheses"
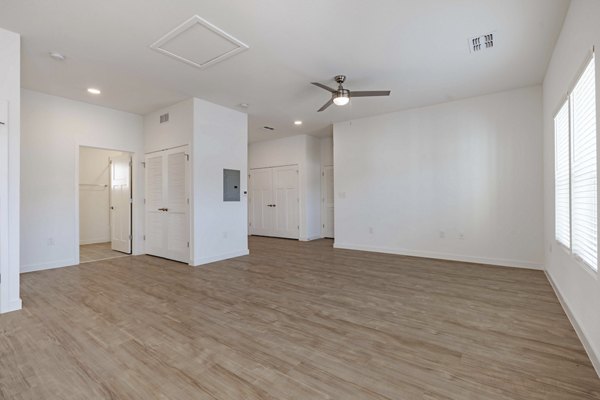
top-left (311, 75), bottom-right (391, 112)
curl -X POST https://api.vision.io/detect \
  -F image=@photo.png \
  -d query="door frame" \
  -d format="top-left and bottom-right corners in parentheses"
top-left (74, 145), bottom-right (134, 264)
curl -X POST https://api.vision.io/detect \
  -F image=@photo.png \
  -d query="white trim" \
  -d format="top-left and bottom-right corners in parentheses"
top-left (0, 298), bottom-right (22, 314)
top-left (192, 249), bottom-right (249, 266)
top-left (333, 242), bottom-right (543, 270)
top-left (300, 235), bottom-right (322, 242)
top-left (545, 271), bottom-right (600, 378)
top-left (150, 15), bottom-right (249, 70)
top-left (21, 258), bottom-right (77, 274)
top-left (79, 238), bottom-right (111, 245)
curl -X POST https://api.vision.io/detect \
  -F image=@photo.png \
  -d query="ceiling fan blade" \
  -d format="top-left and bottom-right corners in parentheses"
top-left (311, 82), bottom-right (337, 93)
top-left (318, 98), bottom-right (334, 112)
top-left (350, 90), bottom-right (391, 97)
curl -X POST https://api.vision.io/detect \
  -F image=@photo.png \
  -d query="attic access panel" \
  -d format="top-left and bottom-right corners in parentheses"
top-left (151, 15), bottom-right (249, 70)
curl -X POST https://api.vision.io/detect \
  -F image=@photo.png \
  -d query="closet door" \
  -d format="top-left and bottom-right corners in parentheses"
top-left (145, 153), bottom-right (167, 259)
top-left (165, 148), bottom-right (190, 263)
top-left (273, 166), bottom-right (299, 239)
top-left (145, 147), bottom-right (190, 263)
top-left (249, 168), bottom-right (274, 236)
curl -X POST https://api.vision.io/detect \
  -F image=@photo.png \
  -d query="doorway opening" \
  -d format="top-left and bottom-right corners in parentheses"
top-left (79, 146), bottom-right (132, 263)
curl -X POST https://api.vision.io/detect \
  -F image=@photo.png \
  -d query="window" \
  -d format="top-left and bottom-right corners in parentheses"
top-left (555, 100), bottom-right (570, 248)
top-left (554, 54), bottom-right (597, 271)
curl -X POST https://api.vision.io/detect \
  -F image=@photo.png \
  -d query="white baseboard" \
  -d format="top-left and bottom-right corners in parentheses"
top-left (79, 238), bottom-right (110, 245)
top-left (21, 258), bottom-right (77, 274)
top-left (0, 298), bottom-right (22, 314)
top-left (192, 249), bottom-right (249, 266)
top-left (300, 235), bottom-right (322, 242)
top-left (545, 271), bottom-right (600, 378)
top-left (333, 242), bottom-right (543, 270)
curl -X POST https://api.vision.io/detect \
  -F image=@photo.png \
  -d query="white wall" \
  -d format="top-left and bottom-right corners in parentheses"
top-left (542, 0), bottom-right (600, 374)
top-left (320, 136), bottom-right (333, 167)
top-left (306, 135), bottom-right (322, 239)
top-left (192, 98), bottom-right (248, 265)
top-left (21, 90), bottom-right (144, 273)
top-left (248, 134), bottom-right (321, 240)
top-left (334, 86), bottom-right (544, 269)
top-left (79, 147), bottom-right (122, 245)
top-left (0, 28), bottom-right (21, 313)
top-left (143, 99), bottom-right (192, 153)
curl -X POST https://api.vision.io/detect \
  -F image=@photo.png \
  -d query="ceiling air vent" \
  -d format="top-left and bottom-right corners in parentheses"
top-left (469, 33), bottom-right (495, 53)
top-left (160, 113), bottom-right (169, 124)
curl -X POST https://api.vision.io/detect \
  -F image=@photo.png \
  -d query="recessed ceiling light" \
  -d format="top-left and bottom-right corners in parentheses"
top-left (87, 88), bottom-right (101, 95)
top-left (49, 52), bottom-right (66, 61)
top-left (294, 121), bottom-right (302, 126)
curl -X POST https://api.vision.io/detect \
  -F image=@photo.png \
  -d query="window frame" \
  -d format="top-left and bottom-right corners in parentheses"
top-left (553, 49), bottom-right (598, 274)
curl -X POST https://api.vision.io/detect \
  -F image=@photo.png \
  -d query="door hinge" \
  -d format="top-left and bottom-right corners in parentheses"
top-left (129, 234), bottom-right (132, 240)
top-left (323, 224), bottom-right (325, 228)
top-left (129, 198), bottom-right (133, 204)
top-left (143, 235), bottom-right (146, 240)
top-left (297, 225), bottom-right (300, 230)
top-left (141, 162), bottom-right (146, 168)
top-left (185, 154), bottom-right (190, 161)
top-left (187, 242), bottom-right (190, 248)
top-left (143, 198), bottom-right (146, 204)
top-left (187, 198), bottom-right (190, 204)
top-left (322, 172), bottom-right (325, 177)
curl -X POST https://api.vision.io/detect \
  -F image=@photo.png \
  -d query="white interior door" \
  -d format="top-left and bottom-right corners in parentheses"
top-left (249, 165), bottom-right (299, 239)
top-left (321, 166), bottom-right (334, 238)
top-left (110, 154), bottom-right (132, 253)
top-left (145, 147), bottom-right (190, 263)
top-left (165, 149), bottom-right (189, 263)
top-left (273, 166), bottom-right (299, 239)
top-left (249, 168), bottom-right (274, 236)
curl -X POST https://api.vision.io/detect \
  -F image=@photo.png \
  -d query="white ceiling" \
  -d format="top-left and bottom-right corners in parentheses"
top-left (0, 0), bottom-right (570, 142)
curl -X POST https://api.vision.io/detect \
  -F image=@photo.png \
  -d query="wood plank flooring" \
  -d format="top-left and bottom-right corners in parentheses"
top-left (1, 236), bottom-right (599, 399)
top-left (80, 242), bottom-right (129, 263)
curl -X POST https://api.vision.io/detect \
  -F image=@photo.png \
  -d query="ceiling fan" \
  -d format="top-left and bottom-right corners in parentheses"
top-left (311, 75), bottom-right (391, 112)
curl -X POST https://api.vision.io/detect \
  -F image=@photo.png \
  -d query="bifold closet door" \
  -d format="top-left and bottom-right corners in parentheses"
top-left (249, 168), bottom-right (274, 236)
top-left (145, 147), bottom-right (190, 263)
top-left (249, 165), bottom-right (299, 239)
top-left (272, 166), bottom-right (299, 239)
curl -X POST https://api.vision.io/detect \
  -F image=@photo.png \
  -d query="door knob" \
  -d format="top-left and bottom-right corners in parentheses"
top-left (158, 207), bottom-right (169, 211)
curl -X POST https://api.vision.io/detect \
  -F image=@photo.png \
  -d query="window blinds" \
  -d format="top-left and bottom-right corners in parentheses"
top-left (571, 56), bottom-right (597, 270)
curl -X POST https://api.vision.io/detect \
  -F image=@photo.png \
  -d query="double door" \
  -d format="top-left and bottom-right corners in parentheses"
top-left (145, 146), bottom-right (190, 263)
top-left (249, 165), bottom-right (299, 239)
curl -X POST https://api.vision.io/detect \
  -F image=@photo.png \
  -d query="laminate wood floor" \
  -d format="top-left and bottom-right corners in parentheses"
top-left (1, 237), bottom-right (599, 399)
top-left (80, 242), bottom-right (129, 263)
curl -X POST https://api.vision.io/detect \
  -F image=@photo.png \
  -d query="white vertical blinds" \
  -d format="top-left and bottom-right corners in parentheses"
top-left (571, 55), bottom-right (597, 270)
top-left (555, 100), bottom-right (571, 248)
